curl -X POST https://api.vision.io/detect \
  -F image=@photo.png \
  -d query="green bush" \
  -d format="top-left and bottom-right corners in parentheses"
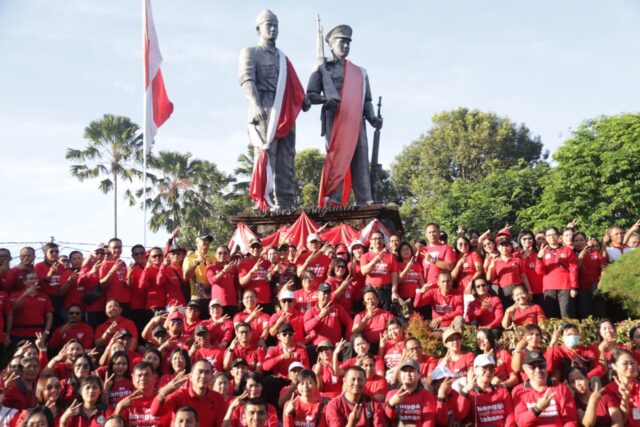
top-left (600, 249), bottom-right (640, 317)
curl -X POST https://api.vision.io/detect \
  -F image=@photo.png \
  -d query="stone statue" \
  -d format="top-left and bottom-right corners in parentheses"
top-left (307, 25), bottom-right (383, 207)
top-left (239, 10), bottom-right (308, 211)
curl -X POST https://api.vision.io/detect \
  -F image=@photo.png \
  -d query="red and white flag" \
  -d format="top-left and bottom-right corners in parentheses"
top-left (144, 0), bottom-right (173, 145)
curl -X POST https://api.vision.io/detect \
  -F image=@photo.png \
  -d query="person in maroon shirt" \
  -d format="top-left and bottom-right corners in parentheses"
top-left (158, 245), bottom-right (188, 309)
top-left (396, 241), bottom-right (424, 303)
top-left (4, 246), bottom-right (35, 293)
top-left (303, 283), bottom-right (353, 348)
top-left (34, 242), bottom-right (67, 327)
top-left (545, 323), bottom-right (605, 382)
top-left (3, 356), bottom-right (39, 410)
top-left (140, 246), bottom-right (165, 312)
top-left (451, 236), bottom-right (483, 293)
top-left (202, 299), bottom-right (234, 348)
top-left (48, 305), bottom-right (95, 351)
top-left (293, 270), bottom-right (318, 313)
top-left (78, 245), bottom-right (108, 329)
top-left (99, 238), bottom-right (131, 314)
top-left (351, 287), bottom-right (394, 350)
top-left (127, 244), bottom-right (149, 335)
top-left (324, 366), bottom-right (387, 427)
top-left (59, 251), bottom-right (84, 313)
top-left (268, 289), bottom-right (306, 345)
top-left (189, 324), bottom-right (225, 373)
top-left (502, 285), bottom-right (546, 329)
top-left (360, 231), bottom-right (399, 311)
top-left (0, 247), bottom-right (11, 292)
top-left (223, 322), bottom-right (265, 374)
top-left (151, 359), bottom-right (227, 427)
top-left (566, 366), bottom-right (620, 427)
top-left (536, 226), bottom-right (578, 319)
top-left (438, 329), bottom-right (475, 381)
top-left (518, 230), bottom-right (545, 307)
top-left (574, 233), bottom-right (606, 319)
top-left (282, 369), bottom-right (327, 427)
top-left (385, 359), bottom-right (436, 426)
top-left (465, 277), bottom-right (504, 336)
top-left (239, 239), bottom-right (274, 313)
top-left (207, 246), bottom-right (240, 316)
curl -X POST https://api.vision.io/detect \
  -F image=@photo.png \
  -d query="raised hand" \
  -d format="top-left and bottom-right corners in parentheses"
top-left (535, 388), bottom-right (556, 412)
top-left (283, 395), bottom-right (298, 417)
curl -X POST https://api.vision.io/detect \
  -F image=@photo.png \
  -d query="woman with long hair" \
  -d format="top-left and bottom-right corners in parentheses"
top-left (224, 372), bottom-right (278, 427)
top-left (567, 366), bottom-right (621, 427)
top-left (283, 369), bottom-right (327, 427)
top-left (574, 232), bottom-right (606, 319)
top-left (501, 285), bottom-right (546, 330)
top-left (103, 351), bottom-right (133, 408)
top-left (158, 348), bottom-right (191, 389)
top-left (465, 278), bottom-right (503, 338)
top-left (601, 349), bottom-right (640, 426)
top-left (59, 376), bottom-right (108, 427)
top-left (518, 230), bottom-right (544, 306)
top-left (474, 329), bottom-right (518, 388)
top-left (451, 236), bottom-right (483, 292)
top-left (60, 354), bottom-right (94, 405)
top-left (325, 259), bottom-right (356, 316)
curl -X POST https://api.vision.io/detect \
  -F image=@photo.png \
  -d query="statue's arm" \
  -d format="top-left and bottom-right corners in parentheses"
top-left (239, 48), bottom-right (266, 123)
top-left (363, 74), bottom-right (382, 129)
top-left (306, 68), bottom-right (326, 105)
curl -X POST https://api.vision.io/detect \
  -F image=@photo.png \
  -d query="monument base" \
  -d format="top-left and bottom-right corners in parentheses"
top-left (230, 204), bottom-right (404, 237)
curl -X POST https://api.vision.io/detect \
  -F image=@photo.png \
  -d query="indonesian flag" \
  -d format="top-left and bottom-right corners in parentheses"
top-left (317, 60), bottom-right (366, 208)
top-left (248, 51), bottom-right (305, 211)
top-left (144, 0), bottom-right (173, 145)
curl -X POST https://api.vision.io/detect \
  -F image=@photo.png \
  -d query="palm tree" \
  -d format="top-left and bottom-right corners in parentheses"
top-left (66, 114), bottom-right (144, 237)
top-left (139, 151), bottom-right (234, 241)
top-left (232, 144), bottom-right (255, 195)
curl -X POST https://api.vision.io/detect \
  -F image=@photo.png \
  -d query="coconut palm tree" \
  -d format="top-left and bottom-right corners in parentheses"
top-left (66, 114), bottom-right (143, 237)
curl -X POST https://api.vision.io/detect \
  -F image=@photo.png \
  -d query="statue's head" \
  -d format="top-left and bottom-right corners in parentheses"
top-left (255, 10), bottom-right (278, 43)
top-left (326, 25), bottom-right (352, 60)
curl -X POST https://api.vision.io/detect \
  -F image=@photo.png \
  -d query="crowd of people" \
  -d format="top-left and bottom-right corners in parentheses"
top-left (0, 219), bottom-right (638, 427)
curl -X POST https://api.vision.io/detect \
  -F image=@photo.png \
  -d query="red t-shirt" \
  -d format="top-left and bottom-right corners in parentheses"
top-left (99, 259), bottom-right (130, 303)
top-left (340, 356), bottom-right (386, 377)
top-left (140, 264), bottom-right (164, 309)
top-left (108, 378), bottom-right (134, 407)
top-left (191, 347), bottom-right (225, 373)
top-left (95, 317), bottom-right (138, 344)
top-left (510, 304), bottom-right (546, 326)
top-left (293, 288), bottom-right (318, 313)
top-left (326, 276), bottom-right (357, 316)
top-left (295, 252), bottom-right (332, 286)
top-left (120, 394), bottom-right (171, 427)
top-left (418, 243), bottom-right (456, 285)
top-left (228, 343), bottom-right (265, 372)
top-left (9, 290), bottom-right (53, 337)
top-left (438, 352), bottom-right (474, 379)
top-left (535, 246), bottom-right (578, 291)
top-left (268, 309), bottom-right (306, 344)
top-left (490, 257), bottom-right (525, 288)
top-left (263, 344), bottom-right (310, 377)
top-left (5, 266), bottom-right (32, 292)
top-left (233, 310), bottom-right (270, 344)
top-left (398, 261), bottom-right (423, 299)
top-left (603, 380), bottom-right (640, 426)
top-left (360, 251), bottom-right (398, 287)
top-left (380, 341), bottom-right (404, 370)
top-left (455, 251), bottom-right (483, 290)
top-left (128, 263), bottom-right (146, 310)
top-left (78, 263), bottom-right (105, 313)
top-left (303, 304), bottom-right (353, 345)
top-left (150, 387), bottom-right (226, 427)
top-left (465, 295), bottom-right (504, 328)
top-left (364, 374), bottom-right (389, 399)
top-left (521, 252), bottom-right (544, 295)
top-left (314, 362), bottom-right (342, 398)
top-left (34, 261), bottom-right (66, 297)
top-left (324, 394), bottom-right (387, 426)
top-left (457, 386), bottom-right (514, 426)
top-left (352, 308), bottom-right (394, 344)
top-left (48, 322), bottom-right (95, 351)
top-left (157, 264), bottom-right (186, 307)
top-left (385, 388), bottom-right (436, 426)
top-left (201, 317), bottom-right (234, 347)
top-left (0, 291), bottom-right (10, 341)
top-left (238, 258), bottom-right (272, 304)
top-left (512, 380), bottom-right (578, 427)
top-left (61, 268), bottom-right (85, 308)
top-left (414, 288), bottom-right (463, 327)
top-left (206, 262), bottom-right (239, 306)
top-left (578, 250), bottom-right (605, 290)
top-left (283, 399), bottom-right (327, 427)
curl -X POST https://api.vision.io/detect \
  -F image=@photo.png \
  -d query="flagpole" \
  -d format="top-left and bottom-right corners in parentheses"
top-left (142, 0), bottom-right (148, 246)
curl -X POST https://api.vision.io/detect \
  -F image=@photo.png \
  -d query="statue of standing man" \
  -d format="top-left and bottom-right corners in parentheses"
top-left (239, 10), bottom-right (308, 211)
top-left (307, 25), bottom-right (383, 208)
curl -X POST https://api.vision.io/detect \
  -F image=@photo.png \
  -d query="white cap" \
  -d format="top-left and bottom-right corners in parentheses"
top-left (349, 239), bottom-right (365, 251)
top-left (209, 299), bottom-right (223, 307)
top-left (288, 361), bottom-right (305, 372)
top-left (431, 365), bottom-right (454, 381)
top-left (307, 233), bottom-right (320, 243)
top-left (474, 354), bottom-right (496, 368)
top-left (279, 289), bottom-right (295, 300)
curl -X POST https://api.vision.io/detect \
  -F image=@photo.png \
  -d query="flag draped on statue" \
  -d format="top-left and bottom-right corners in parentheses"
top-left (144, 0), bottom-right (173, 145)
top-left (248, 53), bottom-right (305, 212)
top-left (318, 60), bottom-right (366, 208)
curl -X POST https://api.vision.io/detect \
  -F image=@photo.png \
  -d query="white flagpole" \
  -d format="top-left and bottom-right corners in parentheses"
top-left (142, 0), bottom-right (148, 246)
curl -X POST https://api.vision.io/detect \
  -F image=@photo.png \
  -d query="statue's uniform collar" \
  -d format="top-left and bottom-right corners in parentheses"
top-left (257, 41), bottom-right (278, 54)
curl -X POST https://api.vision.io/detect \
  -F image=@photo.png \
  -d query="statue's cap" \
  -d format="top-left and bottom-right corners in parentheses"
top-left (326, 25), bottom-right (352, 43)
top-left (256, 9), bottom-right (278, 26)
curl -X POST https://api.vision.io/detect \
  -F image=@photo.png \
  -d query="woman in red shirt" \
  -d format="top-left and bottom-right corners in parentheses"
top-left (486, 235), bottom-right (530, 308)
top-left (103, 351), bottom-right (134, 408)
top-left (59, 376), bottom-right (108, 427)
top-left (465, 278), bottom-right (503, 336)
top-left (567, 366), bottom-right (620, 427)
top-left (157, 246), bottom-right (187, 309)
top-left (518, 230), bottom-right (544, 307)
top-left (480, 238), bottom-right (499, 277)
top-left (358, 354), bottom-right (388, 403)
top-left (451, 237), bottom-right (483, 292)
top-left (602, 349), bottom-right (640, 426)
top-left (502, 285), bottom-right (546, 329)
top-left (397, 242), bottom-right (424, 300)
top-left (475, 329), bottom-right (518, 388)
top-left (283, 369), bottom-right (327, 427)
top-left (326, 260), bottom-right (356, 316)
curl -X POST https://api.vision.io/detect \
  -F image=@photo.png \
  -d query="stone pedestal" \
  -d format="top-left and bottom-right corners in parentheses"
top-left (230, 204), bottom-right (404, 237)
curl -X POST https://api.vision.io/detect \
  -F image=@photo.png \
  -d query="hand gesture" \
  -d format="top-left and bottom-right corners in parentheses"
top-left (283, 395), bottom-right (298, 417)
top-left (34, 331), bottom-right (46, 351)
top-left (615, 376), bottom-right (630, 402)
top-left (163, 370), bottom-right (189, 395)
top-left (60, 399), bottom-right (82, 424)
top-left (437, 377), bottom-right (453, 399)
top-left (318, 303), bottom-right (332, 319)
top-left (535, 388), bottom-right (556, 411)
top-left (598, 337), bottom-right (616, 354)
top-left (312, 362), bottom-right (322, 375)
top-left (170, 227), bottom-right (181, 239)
top-left (463, 370), bottom-right (477, 394)
top-left (230, 391), bottom-right (249, 410)
top-left (3, 371), bottom-right (20, 388)
top-left (515, 333), bottom-right (528, 352)
top-left (538, 243), bottom-right (548, 257)
top-left (549, 325), bottom-right (561, 347)
top-left (429, 317), bottom-right (442, 329)
top-left (389, 387), bottom-right (410, 407)
top-left (335, 338), bottom-right (346, 354)
top-left (590, 382), bottom-right (602, 401)
top-left (246, 305), bottom-right (263, 323)
top-left (348, 403), bottom-right (364, 426)
top-left (103, 372), bottom-right (115, 391)
top-left (566, 219), bottom-right (579, 229)
top-left (115, 389), bottom-right (143, 413)
top-left (215, 314), bottom-right (230, 325)
top-left (25, 283), bottom-right (39, 297)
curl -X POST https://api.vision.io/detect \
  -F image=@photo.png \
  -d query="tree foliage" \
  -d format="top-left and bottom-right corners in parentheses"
top-left (391, 108), bottom-right (547, 239)
top-left (600, 249), bottom-right (640, 318)
top-left (66, 114), bottom-right (143, 237)
top-left (520, 114), bottom-right (640, 237)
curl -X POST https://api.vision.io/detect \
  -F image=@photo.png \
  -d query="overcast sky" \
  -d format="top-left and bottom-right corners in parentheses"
top-left (1, 0), bottom-right (639, 262)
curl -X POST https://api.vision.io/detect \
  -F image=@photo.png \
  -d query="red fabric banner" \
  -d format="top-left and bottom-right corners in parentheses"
top-left (317, 60), bottom-right (364, 208)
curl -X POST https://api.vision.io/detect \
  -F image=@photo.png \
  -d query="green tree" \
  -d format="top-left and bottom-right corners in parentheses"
top-left (600, 249), bottom-right (640, 318)
top-left (295, 148), bottom-right (325, 208)
top-left (391, 108), bottom-right (547, 238)
top-left (140, 151), bottom-right (235, 245)
top-left (66, 114), bottom-right (143, 237)
top-left (520, 114), bottom-right (640, 237)
top-left (233, 144), bottom-right (254, 195)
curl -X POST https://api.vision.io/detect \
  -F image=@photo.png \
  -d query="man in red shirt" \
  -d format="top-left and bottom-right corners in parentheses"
top-left (48, 304), bottom-right (94, 351)
top-left (202, 299), bottom-right (234, 348)
top-left (8, 271), bottom-right (53, 343)
top-left (95, 298), bottom-right (138, 351)
top-left (385, 359), bottom-right (436, 426)
top-left (360, 231), bottom-right (399, 310)
top-left (206, 246), bottom-right (239, 316)
top-left (5, 246), bottom-right (35, 292)
top-left (34, 242), bottom-right (66, 326)
top-left (0, 248), bottom-right (10, 292)
top-left (127, 244), bottom-right (149, 335)
top-left (303, 283), bottom-right (353, 346)
top-left (239, 239), bottom-right (273, 313)
top-left (223, 322), bottom-right (265, 374)
top-left (115, 361), bottom-right (170, 426)
top-left (151, 359), bottom-right (227, 427)
top-left (99, 238), bottom-right (131, 314)
top-left (268, 289), bottom-right (306, 345)
top-left (296, 234), bottom-right (332, 286)
top-left (512, 350), bottom-right (578, 426)
top-left (351, 287), bottom-right (394, 346)
top-left (325, 366), bottom-right (387, 426)
top-left (414, 271), bottom-right (463, 329)
top-left (140, 247), bottom-right (165, 312)
top-left (418, 223), bottom-right (456, 286)
top-left (545, 323), bottom-right (605, 382)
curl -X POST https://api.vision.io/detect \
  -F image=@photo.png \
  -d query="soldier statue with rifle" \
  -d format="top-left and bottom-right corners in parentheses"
top-left (307, 21), bottom-right (383, 208)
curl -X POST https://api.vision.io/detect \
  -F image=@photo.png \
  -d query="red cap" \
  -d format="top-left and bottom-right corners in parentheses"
top-left (167, 311), bottom-right (184, 322)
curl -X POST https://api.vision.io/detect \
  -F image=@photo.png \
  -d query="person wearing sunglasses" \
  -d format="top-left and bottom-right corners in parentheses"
top-left (206, 246), bottom-right (240, 316)
top-left (127, 244), bottom-right (148, 335)
top-left (48, 305), bottom-right (94, 352)
top-left (268, 290), bottom-right (305, 345)
top-left (465, 278), bottom-right (503, 337)
top-left (512, 350), bottom-right (577, 425)
top-left (140, 247), bottom-right (166, 314)
top-left (33, 243), bottom-right (66, 325)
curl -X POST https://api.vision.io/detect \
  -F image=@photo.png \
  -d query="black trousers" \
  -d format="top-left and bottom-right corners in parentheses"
top-left (544, 290), bottom-right (575, 318)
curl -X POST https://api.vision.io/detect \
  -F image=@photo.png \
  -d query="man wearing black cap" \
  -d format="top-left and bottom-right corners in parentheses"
top-left (239, 239), bottom-right (274, 313)
top-left (512, 350), bottom-right (577, 425)
top-left (189, 324), bottom-right (225, 373)
top-left (384, 359), bottom-right (436, 425)
top-left (184, 233), bottom-right (216, 313)
top-left (307, 24), bottom-right (382, 207)
top-left (303, 282), bottom-right (353, 348)
top-left (158, 245), bottom-right (188, 308)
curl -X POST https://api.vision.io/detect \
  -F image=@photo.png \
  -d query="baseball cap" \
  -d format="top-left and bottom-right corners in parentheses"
top-left (317, 283), bottom-right (332, 293)
top-left (307, 234), bottom-right (320, 243)
top-left (474, 354), bottom-right (496, 368)
top-left (288, 361), bottom-right (305, 372)
top-left (523, 350), bottom-right (546, 366)
top-left (187, 300), bottom-right (200, 309)
top-left (195, 324), bottom-right (209, 336)
top-left (349, 239), bottom-right (365, 251)
top-left (152, 325), bottom-right (168, 337)
top-left (278, 323), bottom-right (294, 334)
top-left (167, 311), bottom-right (184, 322)
top-left (442, 328), bottom-right (462, 344)
top-left (496, 235), bottom-right (512, 246)
top-left (118, 329), bottom-right (132, 338)
top-left (208, 299), bottom-right (222, 307)
top-left (279, 289), bottom-right (295, 300)
top-left (231, 358), bottom-right (248, 368)
top-left (168, 244), bottom-right (186, 253)
top-left (335, 244), bottom-right (348, 254)
top-left (197, 233), bottom-right (213, 242)
top-left (316, 340), bottom-right (334, 350)
top-left (398, 359), bottom-right (420, 371)
top-left (431, 366), bottom-right (454, 381)
top-left (249, 238), bottom-right (262, 248)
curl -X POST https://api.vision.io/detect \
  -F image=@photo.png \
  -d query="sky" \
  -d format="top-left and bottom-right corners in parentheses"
top-left (1, 0), bottom-right (639, 262)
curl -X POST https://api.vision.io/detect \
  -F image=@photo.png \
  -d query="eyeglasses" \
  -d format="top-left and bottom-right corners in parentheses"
top-left (281, 299), bottom-right (293, 304)
top-left (150, 254), bottom-right (163, 258)
top-left (46, 384), bottom-right (62, 390)
top-left (406, 347), bottom-right (420, 352)
top-left (475, 284), bottom-right (489, 289)
top-left (528, 363), bottom-right (547, 371)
